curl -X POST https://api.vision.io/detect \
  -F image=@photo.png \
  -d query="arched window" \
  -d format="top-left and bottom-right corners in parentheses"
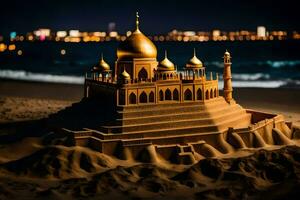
top-left (138, 68), bottom-right (148, 81)
top-left (129, 93), bottom-right (137, 104)
top-left (173, 89), bottom-right (179, 101)
top-left (159, 90), bottom-right (164, 101)
top-left (210, 89), bottom-right (213, 98)
top-left (163, 74), bottom-right (167, 80)
top-left (184, 89), bottom-right (192, 101)
top-left (205, 90), bottom-right (209, 100)
top-left (197, 88), bottom-right (202, 100)
top-left (165, 89), bottom-right (172, 100)
top-left (149, 91), bottom-right (155, 103)
top-left (139, 91), bottom-right (147, 103)
top-left (214, 88), bottom-right (217, 97)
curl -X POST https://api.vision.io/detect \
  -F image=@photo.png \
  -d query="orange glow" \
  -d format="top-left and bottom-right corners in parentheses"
top-left (0, 43), bottom-right (7, 52)
top-left (8, 44), bottom-right (16, 51)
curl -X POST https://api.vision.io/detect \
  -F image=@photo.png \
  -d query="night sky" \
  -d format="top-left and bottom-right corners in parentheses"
top-left (0, 0), bottom-right (299, 35)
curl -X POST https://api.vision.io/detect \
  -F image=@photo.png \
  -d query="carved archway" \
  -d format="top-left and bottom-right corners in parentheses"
top-left (138, 68), bottom-right (148, 81)
top-left (149, 91), bottom-right (155, 102)
top-left (197, 88), bottom-right (202, 100)
top-left (173, 89), bottom-right (179, 101)
top-left (159, 90), bottom-right (164, 101)
top-left (139, 91), bottom-right (147, 103)
top-left (214, 88), bottom-right (217, 97)
top-left (165, 89), bottom-right (172, 100)
top-left (129, 92), bottom-right (137, 104)
top-left (205, 90), bottom-right (209, 100)
top-left (184, 89), bottom-right (192, 101)
top-left (210, 89), bottom-right (213, 98)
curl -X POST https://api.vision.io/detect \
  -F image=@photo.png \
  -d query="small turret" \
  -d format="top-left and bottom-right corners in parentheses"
top-left (223, 50), bottom-right (233, 103)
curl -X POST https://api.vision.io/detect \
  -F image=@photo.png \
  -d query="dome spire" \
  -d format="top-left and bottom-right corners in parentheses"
top-left (136, 11), bottom-right (140, 31)
top-left (101, 52), bottom-right (103, 60)
top-left (164, 50), bottom-right (168, 58)
top-left (185, 48), bottom-right (203, 68)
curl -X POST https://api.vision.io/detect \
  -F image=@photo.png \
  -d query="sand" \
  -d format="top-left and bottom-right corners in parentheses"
top-left (0, 79), bottom-right (300, 199)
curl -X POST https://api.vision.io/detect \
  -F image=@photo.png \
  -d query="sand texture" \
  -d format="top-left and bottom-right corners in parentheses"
top-left (0, 80), bottom-right (300, 199)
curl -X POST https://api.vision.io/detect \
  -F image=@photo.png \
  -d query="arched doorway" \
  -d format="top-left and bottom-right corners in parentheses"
top-left (129, 93), bottom-right (137, 104)
top-left (214, 89), bottom-right (217, 97)
top-left (184, 89), bottom-right (192, 101)
top-left (210, 89), bottom-right (213, 98)
top-left (197, 88), bottom-right (202, 100)
top-left (173, 89), bottom-right (179, 101)
top-left (139, 91), bottom-right (147, 103)
top-left (159, 90), bottom-right (164, 101)
top-left (205, 90), bottom-right (209, 100)
top-left (138, 68), bottom-right (148, 81)
top-left (165, 89), bottom-right (172, 100)
top-left (149, 91), bottom-right (155, 102)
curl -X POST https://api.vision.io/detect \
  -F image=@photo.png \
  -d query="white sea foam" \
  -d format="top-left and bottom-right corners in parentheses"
top-left (0, 69), bottom-right (84, 84)
top-left (232, 73), bottom-right (270, 81)
top-left (218, 81), bottom-right (286, 88)
top-left (0, 69), bottom-right (296, 88)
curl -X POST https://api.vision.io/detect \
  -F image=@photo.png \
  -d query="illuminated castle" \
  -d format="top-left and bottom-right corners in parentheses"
top-left (62, 13), bottom-right (298, 163)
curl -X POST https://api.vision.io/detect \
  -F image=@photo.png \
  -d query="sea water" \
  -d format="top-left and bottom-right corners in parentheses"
top-left (0, 40), bottom-right (300, 88)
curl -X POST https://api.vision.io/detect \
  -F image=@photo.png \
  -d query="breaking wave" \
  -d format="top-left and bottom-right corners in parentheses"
top-left (0, 69), bottom-right (299, 88)
top-left (232, 73), bottom-right (270, 81)
top-left (0, 69), bottom-right (85, 84)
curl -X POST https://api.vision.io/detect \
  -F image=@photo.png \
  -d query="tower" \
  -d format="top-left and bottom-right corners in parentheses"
top-left (223, 50), bottom-right (233, 103)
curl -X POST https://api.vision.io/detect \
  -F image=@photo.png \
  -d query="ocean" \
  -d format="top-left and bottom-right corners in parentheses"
top-left (1, 40), bottom-right (300, 88)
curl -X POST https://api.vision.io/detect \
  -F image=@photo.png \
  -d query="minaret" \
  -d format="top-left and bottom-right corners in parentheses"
top-left (223, 50), bottom-right (233, 103)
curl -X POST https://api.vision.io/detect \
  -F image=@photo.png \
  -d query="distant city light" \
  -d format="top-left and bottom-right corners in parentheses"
top-left (10, 32), bottom-right (17, 40)
top-left (17, 50), bottom-right (23, 56)
top-left (57, 31), bottom-right (67, 38)
top-left (109, 31), bottom-right (118, 37)
top-left (60, 49), bottom-right (66, 55)
top-left (8, 44), bottom-right (16, 51)
top-left (69, 30), bottom-right (80, 37)
top-left (257, 26), bottom-right (266, 38)
top-left (0, 43), bottom-right (7, 52)
top-left (126, 31), bottom-right (132, 37)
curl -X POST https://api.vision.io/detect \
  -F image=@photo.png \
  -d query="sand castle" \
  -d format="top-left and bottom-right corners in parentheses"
top-left (60, 13), bottom-right (300, 164)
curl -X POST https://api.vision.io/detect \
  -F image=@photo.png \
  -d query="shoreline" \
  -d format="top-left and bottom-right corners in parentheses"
top-left (0, 78), bottom-right (299, 124)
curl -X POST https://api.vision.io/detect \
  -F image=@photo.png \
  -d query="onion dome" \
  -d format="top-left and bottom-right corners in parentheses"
top-left (92, 54), bottom-right (110, 72)
top-left (157, 51), bottom-right (175, 71)
top-left (117, 12), bottom-right (157, 61)
top-left (186, 48), bottom-right (203, 68)
top-left (224, 49), bottom-right (231, 57)
top-left (120, 69), bottom-right (131, 80)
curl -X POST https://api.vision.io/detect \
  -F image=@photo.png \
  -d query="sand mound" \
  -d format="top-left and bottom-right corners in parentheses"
top-left (0, 145), bottom-right (116, 179)
top-left (0, 145), bottom-right (300, 199)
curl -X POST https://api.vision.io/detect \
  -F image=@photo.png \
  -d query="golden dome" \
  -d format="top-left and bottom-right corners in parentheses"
top-left (157, 51), bottom-right (175, 71)
top-left (186, 48), bottom-right (203, 68)
top-left (224, 49), bottom-right (231, 57)
top-left (92, 54), bottom-right (110, 72)
top-left (117, 12), bottom-right (157, 61)
top-left (120, 69), bottom-right (131, 80)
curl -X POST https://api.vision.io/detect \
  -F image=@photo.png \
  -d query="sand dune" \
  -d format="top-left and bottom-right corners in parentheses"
top-left (0, 83), bottom-right (300, 199)
top-left (0, 143), bottom-right (300, 199)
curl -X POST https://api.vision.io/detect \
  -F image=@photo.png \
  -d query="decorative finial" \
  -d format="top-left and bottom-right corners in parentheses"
top-left (193, 48), bottom-right (196, 57)
top-left (101, 53), bottom-right (103, 60)
top-left (136, 11), bottom-right (139, 30)
top-left (164, 50), bottom-right (167, 58)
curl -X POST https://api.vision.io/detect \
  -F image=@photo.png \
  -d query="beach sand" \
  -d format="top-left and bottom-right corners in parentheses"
top-left (0, 79), bottom-right (300, 199)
